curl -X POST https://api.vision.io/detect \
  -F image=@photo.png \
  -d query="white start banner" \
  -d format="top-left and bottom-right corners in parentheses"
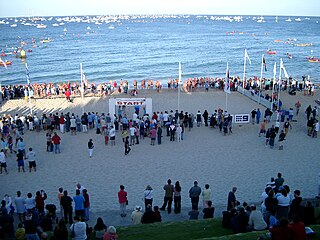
top-left (115, 98), bottom-right (146, 106)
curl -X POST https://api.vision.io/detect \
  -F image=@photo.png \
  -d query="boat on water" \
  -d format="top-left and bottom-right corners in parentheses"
top-left (52, 23), bottom-right (59, 27)
top-left (295, 43), bottom-right (312, 47)
top-left (36, 24), bottom-right (47, 29)
top-left (285, 18), bottom-right (292, 22)
top-left (286, 53), bottom-right (293, 59)
top-left (10, 24), bottom-right (17, 27)
top-left (0, 60), bottom-right (12, 66)
top-left (307, 57), bottom-right (319, 63)
top-left (266, 49), bottom-right (277, 54)
top-left (108, 25), bottom-right (115, 30)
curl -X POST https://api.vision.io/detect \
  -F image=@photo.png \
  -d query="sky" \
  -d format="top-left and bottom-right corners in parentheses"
top-left (0, 0), bottom-right (319, 17)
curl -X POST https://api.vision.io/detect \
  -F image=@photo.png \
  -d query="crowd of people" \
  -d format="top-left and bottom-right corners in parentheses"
top-left (222, 172), bottom-right (317, 239)
top-left (1, 170), bottom-right (319, 239)
top-left (0, 75), bottom-right (316, 102)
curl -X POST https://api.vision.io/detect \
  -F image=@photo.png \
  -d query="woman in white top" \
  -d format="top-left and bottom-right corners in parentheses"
top-left (143, 185), bottom-right (153, 210)
top-left (276, 188), bottom-right (290, 219)
top-left (25, 192), bottom-right (35, 211)
top-left (202, 184), bottom-right (212, 208)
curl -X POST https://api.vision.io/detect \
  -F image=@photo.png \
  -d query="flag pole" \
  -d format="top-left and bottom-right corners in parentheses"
top-left (271, 62), bottom-right (276, 110)
top-left (258, 54), bottom-right (264, 104)
top-left (226, 62), bottom-right (229, 111)
top-left (80, 63), bottom-right (84, 114)
top-left (277, 59), bottom-right (283, 110)
top-left (25, 63), bottom-right (33, 115)
top-left (178, 61), bottom-right (182, 115)
top-left (242, 49), bottom-right (247, 93)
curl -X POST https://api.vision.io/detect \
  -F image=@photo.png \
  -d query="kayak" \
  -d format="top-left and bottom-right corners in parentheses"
top-left (0, 60), bottom-right (12, 66)
top-left (266, 50), bottom-right (277, 54)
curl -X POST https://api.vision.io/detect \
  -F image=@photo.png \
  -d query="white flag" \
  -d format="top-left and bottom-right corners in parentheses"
top-left (0, 58), bottom-right (7, 70)
top-left (273, 62), bottom-right (277, 76)
top-left (280, 59), bottom-right (289, 78)
top-left (224, 62), bottom-right (230, 94)
top-left (245, 49), bottom-right (251, 64)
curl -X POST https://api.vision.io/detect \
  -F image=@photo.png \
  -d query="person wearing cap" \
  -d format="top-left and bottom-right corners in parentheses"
top-left (88, 139), bottom-right (94, 158)
top-left (131, 206), bottom-right (143, 225)
top-left (144, 185), bottom-right (153, 210)
top-left (103, 226), bottom-right (118, 240)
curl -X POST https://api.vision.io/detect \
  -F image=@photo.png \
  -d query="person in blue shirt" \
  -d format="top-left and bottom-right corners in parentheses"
top-left (73, 190), bottom-right (85, 221)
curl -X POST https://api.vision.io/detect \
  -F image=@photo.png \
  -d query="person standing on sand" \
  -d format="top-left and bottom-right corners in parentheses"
top-left (160, 179), bottom-right (174, 214)
top-left (118, 185), bottom-right (127, 217)
top-left (295, 100), bottom-right (301, 115)
top-left (176, 124), bottom-right (182, 142)
top-left (70, 115), bottom-right (77, 135)
top-left (124, 136), bottom-right (131, 155)
top-left (88, 139), bottom-right (94, 158)
top-left (283, 118), bottom-right (292, 136)
top-left (203, 110), bottom-right (209, 127)
top-left (157, 126), bottom-right (162, 145)
top-left (0, 149), bottom-right (8, 174)
top-left (109, 126), bottom-right (116, 146)
top-left (26, 148), bottom-right (36, 172)
top-left (51, 132), bottom-right (61, 154)
top-left (59, 113), bottom-right (65, 134)
top-left (174, 181), bottom-right (182, 214)
top-left (82, 189), bottom-right (90, 221)
top-left (189, 181), bottom-right (202, 210)
top-left (251, 109), bottom-right (257, 124)
top-left (227, 187), bottom-right (238, 210)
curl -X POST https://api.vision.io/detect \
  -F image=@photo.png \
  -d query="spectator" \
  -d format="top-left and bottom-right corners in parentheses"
top-left (247, 205), bottom-right (267, 231)
top-left (202, 200), bottom-right (215, 219)
top-left (93, 217), bottom-right (107, 240)
top-left (70, 216), bottom-right (86, 240)
top-left (103, 226), bottom-right (118, 240)
top-left (189, 181), bottom-right (202, 210)
top-left (131, 206), bottom-right (143, 225)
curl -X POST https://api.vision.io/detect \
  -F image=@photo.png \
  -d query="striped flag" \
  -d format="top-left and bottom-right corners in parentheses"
top-left (280, 58), bottom-right (289, 78)
top-left (245, 49), bottom-right (251, 64)
top-left (224, 62), bottom-right (230, 94)
top-left (25, 63), bottom-right (31, 85)
top-left (263, 57), bottom-right (267, 71)
top-left (0, 58), bottom-right (7, 70)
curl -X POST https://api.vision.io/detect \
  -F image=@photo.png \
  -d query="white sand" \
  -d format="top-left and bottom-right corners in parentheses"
top-left (1, 88), bottom-right (319, 215)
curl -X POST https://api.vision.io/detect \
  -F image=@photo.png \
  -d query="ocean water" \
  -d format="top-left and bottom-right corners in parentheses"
top-left (0, 15), bottom-right (319, 86)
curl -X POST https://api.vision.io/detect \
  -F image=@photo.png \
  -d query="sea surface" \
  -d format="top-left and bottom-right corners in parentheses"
top-left (0, 15), bottom-right (319, 86)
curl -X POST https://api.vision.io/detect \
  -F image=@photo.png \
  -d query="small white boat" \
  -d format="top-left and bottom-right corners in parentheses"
top-left (36, 24), bottom-right (47, 28)
top-left (10, 24), bottom-right (17, 27)
top-left (108, 25), bottom-right (115, 30)
top-left (285, 18), bottom-right (292, 22)
top-left (63, 28), bottom-right (67, 32)
top-left (295, 18), bottom-right (302, 22)
top-left (86, 26), bottom-right (91, 30)
top-left (52, 23), bottom-right (59, 27)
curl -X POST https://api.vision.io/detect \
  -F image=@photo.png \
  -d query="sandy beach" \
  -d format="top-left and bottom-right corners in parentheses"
top-left (1, 87), bottom-right (319, 226)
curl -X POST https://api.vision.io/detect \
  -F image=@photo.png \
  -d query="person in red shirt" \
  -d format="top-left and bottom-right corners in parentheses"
top-left (83, 189), bottom-right (90, 221)
top-left (51, 132), bottom-right (61, 154)
top-left (65, 89), bottom-right (71, 102)
top-left (118, 185), bottom-right (127, 217)
top-left (35, 190), bottom-right (47, 213)
top-left (288, 216), bottom-right (306, 240)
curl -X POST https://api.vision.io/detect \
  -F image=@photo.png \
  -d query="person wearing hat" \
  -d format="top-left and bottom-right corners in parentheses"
top-left (88, 139), bottom-right (94, 158)
top-left (103, 226), bottom-right (118, 240)
top-left (144, 185), bottom-right (153, 210)
top-left (131, 206), bottom-right (143, 225)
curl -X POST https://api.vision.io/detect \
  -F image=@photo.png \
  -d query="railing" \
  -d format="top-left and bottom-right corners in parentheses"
top-left (237, 86), bottom-right (272, 109)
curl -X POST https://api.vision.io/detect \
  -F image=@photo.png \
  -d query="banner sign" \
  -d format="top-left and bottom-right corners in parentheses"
top-left (115, 98), bottom-right (146, 106)
top-left (233, 114), bottom-right (250, 124)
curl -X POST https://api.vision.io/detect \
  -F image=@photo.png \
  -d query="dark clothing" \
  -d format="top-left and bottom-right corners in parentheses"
top-left (24, 219), bottom-right (38, 234)
top-left (231, 213), bottom-right (248, 233)
top-left (160, 197), bottom-right (173, 214)
top-left (174, 196), bottom-right (181, 214)
top-left (60, 195), bottom-right (73, 224)
top-left (203, 207), bottom-right (215, 219)
top-left (227, 191), bottom-right (236, 210)
top-left (141, 209), bottom-right (156, 224)
top-left (189, 185), bottom-right (201, 210)
top-left (154, 210), bottom-right (162, 222)
top-left (157, 127), bottom-right (162, 144)
top-left (53, 225), bottom-right (68, 240)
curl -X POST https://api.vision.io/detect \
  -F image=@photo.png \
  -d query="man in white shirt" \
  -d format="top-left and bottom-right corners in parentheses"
top-left (248, 205), bottom-right (267, 231)
top-left (129, 126), bottom-right (136, 145)
top-left (132, 112), bottom-right (138, 125)
top-left (26, 148), bottom-right (37, 172)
